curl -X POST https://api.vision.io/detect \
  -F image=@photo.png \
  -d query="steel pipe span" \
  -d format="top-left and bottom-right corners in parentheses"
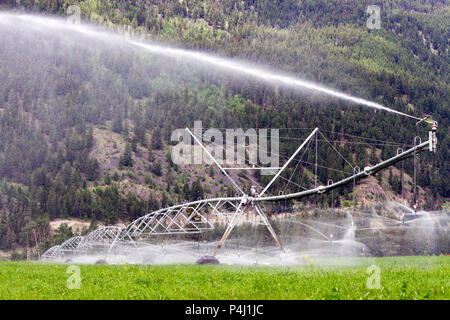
top-left (255, 138), bottom-right (432, 202)
top-left (118, 136), bottom-right (432, 211)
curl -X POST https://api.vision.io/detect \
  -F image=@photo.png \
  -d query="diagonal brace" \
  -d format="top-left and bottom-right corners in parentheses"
top-left (213, 199), bottom-right (247, 256)
top-left (186, 127), bottom-right (245, 195)
top-left (254, 204), bottom-right (285, 252)
top-left (260, 128), bottom-right (318, 197)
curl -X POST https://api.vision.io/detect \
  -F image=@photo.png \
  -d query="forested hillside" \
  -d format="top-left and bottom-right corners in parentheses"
top-left (0, 0), bottom-right (448, 255)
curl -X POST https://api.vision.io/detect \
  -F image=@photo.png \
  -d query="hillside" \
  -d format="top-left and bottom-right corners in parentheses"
top-left (0, 0), bottom-right (448, 256)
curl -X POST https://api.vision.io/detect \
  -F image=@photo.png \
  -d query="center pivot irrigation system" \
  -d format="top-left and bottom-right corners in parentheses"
top-left (42, 115), bottom-right (438, 264)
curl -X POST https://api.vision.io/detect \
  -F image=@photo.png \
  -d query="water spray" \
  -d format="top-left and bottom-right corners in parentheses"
top-left (0, 13), bottom-right (429, 124)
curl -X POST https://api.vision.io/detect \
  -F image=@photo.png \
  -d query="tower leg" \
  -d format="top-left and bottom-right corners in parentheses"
top-left (213, 201), bottom-right (246, 256)
top-left (255, 204), bottom-right (285, 252)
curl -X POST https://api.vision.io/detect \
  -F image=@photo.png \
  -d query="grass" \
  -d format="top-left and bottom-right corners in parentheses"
top-left (0, 256), bottom-right (448, 300)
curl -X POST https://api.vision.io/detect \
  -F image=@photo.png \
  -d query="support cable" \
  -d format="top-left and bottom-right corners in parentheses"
top-left (190, 130), bottom-right (273, 195)
top-left (283, 138), bottom-right (312, 193)
top-left (205, 128), bottom-right (413, 147)
top-left (319, 131), bottom-right (355, 170)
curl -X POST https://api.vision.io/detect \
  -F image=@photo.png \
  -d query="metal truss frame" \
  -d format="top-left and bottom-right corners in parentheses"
top-left (42, 127), bottom-right (436, 260)
top-left (76, 226), bottom-right (132, 253)
top-left (125, 202), bottom-right (215, 237)
top-left (59, 236), bottom-right (84, 255)
top-left (41, 236), bottom-right (85, 260)
top-left (41, 245), bottom-right (61, 260)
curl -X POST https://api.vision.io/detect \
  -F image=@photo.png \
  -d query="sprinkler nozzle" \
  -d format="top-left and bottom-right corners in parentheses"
top-left (416, 114), bottom-right (438, 129)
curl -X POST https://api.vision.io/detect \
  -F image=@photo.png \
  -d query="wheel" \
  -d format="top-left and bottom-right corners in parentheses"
top-left (195, 255), bottom-right (220, 265)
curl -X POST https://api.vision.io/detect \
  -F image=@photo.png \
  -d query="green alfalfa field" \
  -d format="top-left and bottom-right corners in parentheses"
top-left (0, 256), bottom-right (448, 300)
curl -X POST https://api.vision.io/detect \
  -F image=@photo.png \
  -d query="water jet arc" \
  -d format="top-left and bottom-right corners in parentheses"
top-left (0, 12), bottom-right (422, 121)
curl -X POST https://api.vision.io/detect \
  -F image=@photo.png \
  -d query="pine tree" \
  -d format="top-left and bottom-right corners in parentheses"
top-left (86, 159), bottom-right (100, 181)
top-left (131, 136), bottom-right (138, 153)
top-left (119, 143), bottom-right (134, 167)
top-left (190, 179), bottom-right (204, 201)
top-left (151, 160), bottom-right (162, 176)
top-left (182, 183), bottom-right (190, 200)
top-left (104, 171), bottom-right (112, 185)
top-left (151, 127), bottom-right (163, 150)
top-left (147, 145), bottom-right (155, 162)
top-left (112, 116), bottom-right (123, 134)
top-left (134, 119), bottom-right (146, 145)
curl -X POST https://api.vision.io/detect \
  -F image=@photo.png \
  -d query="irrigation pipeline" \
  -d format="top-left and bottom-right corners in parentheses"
top-left (257, 138), bottom-right (432, 202)
top-left (123, 136), bottom-right (433, 214)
